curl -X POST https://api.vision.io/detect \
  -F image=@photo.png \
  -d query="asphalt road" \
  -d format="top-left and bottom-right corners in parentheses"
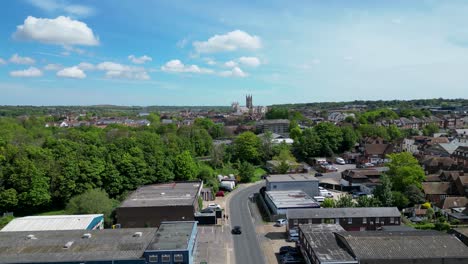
top-left (229, 183), bottom-right (266, 264)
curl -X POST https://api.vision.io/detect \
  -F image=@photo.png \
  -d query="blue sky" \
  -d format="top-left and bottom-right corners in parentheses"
top-left (1, 0), bottom-right (468, 106)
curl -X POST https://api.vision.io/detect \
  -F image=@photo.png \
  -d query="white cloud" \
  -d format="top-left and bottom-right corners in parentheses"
top-left (57, 66), bottom-right (86, 79)
top-left (27, 0), bottom-right (95, 17)
top-left (219, 67), bottom-right (247, 78)
top-left (128, 55), bottom-right (152, 64)
top-left (44, 63), bottom-right (62, 71)
top-left (63, 45), bottom-right (85, 55)
top-left (177, 38), bottom-right (189, 48)
top-left (10, 67), bottom-right (43, 77)
top-left (224, 60), bottom-right (238, 68)
top-left (96, 61), bottom-right (150, 80)
top-left (77, 62), bottom-right (95, 71)
top-left (161, 60), bottom-right (214, 74)
top-left (9, 54), bottom-right (35, 65)
top-left (13, 16), bottom-right (99, 46)
top-left (204, 58), bottom-right (216, 65)
top-left (0, 58), bottom-right (6, 65)
top-left (238, 56), bottom-right (261, 67)
top-left (193, 30), bottom-right (261, 53)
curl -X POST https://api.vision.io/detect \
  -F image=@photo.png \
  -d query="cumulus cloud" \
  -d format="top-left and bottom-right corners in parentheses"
top-left (219, 67), bottom-right (247, 78)
top-left (77, 62), bottom-right (95, 70)
top-left (9, 67), bottom-right (43, 77)
top-left (9, 54), bottom-right (35, 65)
top-left (128, 55), bottom-right (152, 64)
top-left (0, 58), bottom-right (6, 65)
top-left (57, 66), bottom-right (86, 79)
top-left (96, 61), bottom-right (150, 80)
top-left (27, 0), bottom-right (95, 17)
top-left (193, 30), bottom-right (261, 53)
top-left (224, 60), bottom-right (238, 68)
top-left (161, 59), bottom-right (213, 74)
top-left (238, 56), bottom-right (261, 67)
top-left (44, 63), bottom-right (62, 71)
top-left (13, 16), bottom-right (99, 46)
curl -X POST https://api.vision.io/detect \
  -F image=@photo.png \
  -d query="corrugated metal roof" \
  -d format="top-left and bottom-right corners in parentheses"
top-left (1, 214), bottom-right (103, 232)
top-left (287, 207), bottom-right (401, 219)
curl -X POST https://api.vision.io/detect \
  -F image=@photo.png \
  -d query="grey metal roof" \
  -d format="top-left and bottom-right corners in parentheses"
top-left (266, 174), bottom-right (318, 183)
top-left (337, 231), bottom-right (468, 259)
top-left (265, 190), bottom-right (319, 209)
top-left (299, 224), bottom-right (356, 263)
top-left (119, 181), bottom-right (202, 208)
top-left (146, 221), bottom-right (196, 251)
top-left (0, 228), bottom-right (157, 263)
top-left (287, 207), bottom-right (400, 219)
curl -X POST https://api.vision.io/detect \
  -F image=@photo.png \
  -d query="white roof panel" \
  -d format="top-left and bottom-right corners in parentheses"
top-left (1, 214), bottom-right (103, 232)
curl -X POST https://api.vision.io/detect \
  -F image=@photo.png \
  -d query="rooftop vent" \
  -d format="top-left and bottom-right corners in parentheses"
top-left (82, 233), bottom-right (92, 239)
top-left (133, 232), bottom-right (143, 237)
top-left (63, 241), bottom-right (74, 249)
top-left (26, 234), bottom-right (37, 240)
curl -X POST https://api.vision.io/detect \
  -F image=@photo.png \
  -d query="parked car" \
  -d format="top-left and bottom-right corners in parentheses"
top-left (335, 157), bottom-right (346, 165)
top-left (319, 186), bottom-right (325, 191)
top-left (364, 162), bottom-right (375, 167)
top-left (281, 255), bottom-right (304, 264)
top-left (231, 226), bottom-right (242, 234)
top-left (315, 172), bottom-right (323, 177)
top-left (200, 208), bottom-right (214, 214)
top-left (320, 190), bottom-right (333, 198)
top-left (352, 192), bottom-right (367, 199)
top-left (275, 219), bottom-right (287, 227)
top-left (208, 203), bottom-right (222, 210)
top-left (279, 246), bottom-right (297, 255)
top-left (215, 191), bottom-right (225, 197)
top-left (314, 196), bottom-right (325, 202)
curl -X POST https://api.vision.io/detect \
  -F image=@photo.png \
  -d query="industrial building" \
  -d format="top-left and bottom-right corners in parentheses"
top-left (266, 174), bottom-right (320, 198)
top-left (1, 214), bottom-right (104, 232)
top-left (287, 207), bottom-right (401, 231)
top-left (264, 190), bottom-right (320, 214)
top-left (116, 181), bottom-right (203, 228)
top-left (0, 221), bottom-right (198, 264)
top-left (298, 224), bottom-right (468, 264)
top-left (144, 221), bottom-right (198, 264)
top-left (256, 119), bottom-right (290, 136)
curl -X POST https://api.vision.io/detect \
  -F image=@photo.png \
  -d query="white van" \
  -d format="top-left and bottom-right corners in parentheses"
top-left (314, 196), bottom-right (325, 202)
top-left (335, 157), bottom-right (345, 165)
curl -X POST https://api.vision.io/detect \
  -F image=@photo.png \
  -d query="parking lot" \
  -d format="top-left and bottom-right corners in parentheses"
top-left (194, 225), bottom-right (234, 264)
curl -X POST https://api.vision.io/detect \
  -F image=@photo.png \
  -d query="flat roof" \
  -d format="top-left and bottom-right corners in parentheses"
top-left (120, 181), bottom-right (202, 208)
top-left (266, 174), bottom-right (318, 183)
top-left (266, 190), bottom-right (319, 209)
top-left (146, 221), bottom-right (196, 251)
top-left (1, 214), bottom-right (103, 232)
top-left (299, 224), bottom-right (356, 263)
top-left (0, 228), bottom-right (158, 263)
top-left (287, 207), bottom-right (401, 219)
top-left (337, 231), bottom-right (468, 259)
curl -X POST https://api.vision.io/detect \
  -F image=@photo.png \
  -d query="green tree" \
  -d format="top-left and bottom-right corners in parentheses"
top-left (373, 174), bottom-right (394, 207)
top-left (313, 122), bottom-right (343, 155)
top-left (391, 191), bottom-right (410, 208)
top-left (423, 124), bottom-right (439, 136)
top-left (322, 198), bottom-right (336, 208)
top-left (405, 185), bottom-right (425, 206)
top-left (387, 125), bottom-right (402, 141)
top-left (233, 132), bottom-right (262, 164)
top-left (294, 128), bottom-right (321, 160)
top-left (289, 126), bottom-right (302, 141)
top-left (238, 161), bottom-right (255, 183)
top-left (336, 194), bottom-right (355, 208)
top-left (356, 195), bottom-right (381, 207)
top-left (66, 189), bottom-right (118, 225)
top-left (174, 151), bottom-right (199, 180)
top-left (386, 152), bottom-right (425, 191)
top-left (0, 189), bottom-right (18, 212)
top-left (265, 108), bottom-right (289, 119)
top-left (340, 126), bottom-right (358, 152)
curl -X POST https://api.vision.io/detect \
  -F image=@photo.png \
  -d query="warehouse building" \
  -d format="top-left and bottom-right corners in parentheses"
top-left (266, 174), bottom-right (319, 198)
top-left (1, 214), bottom-right (104, 232)
top-left (298, 224), bottom-right (468, 264)
top-left (117, 181), bottom-right (203, 228)
top-left (265, 190), bottom-right (320, 214)
top-left (287, 207), bottom-right (401, 231)
top-left (0, 221), bottom-right (198, 264)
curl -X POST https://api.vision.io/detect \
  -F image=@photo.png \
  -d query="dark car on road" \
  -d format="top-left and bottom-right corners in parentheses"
top-left (231, 226), bottom-right (242, 235)
top-left (315, 172), bottom-right (323, 177)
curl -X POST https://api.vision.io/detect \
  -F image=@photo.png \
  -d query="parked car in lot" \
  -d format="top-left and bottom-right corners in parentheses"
top-left (231, 226), bottom-right (242, 235)
top-left (215, 191), bottom-right (225, 197)
top-left (364, 162), bottom-right (375, 167)
top-left (200, 208), bottom-right (214, 214)
top-left (320, 190), bottom-right (333, 198)
top-left (315, 172), bottom-right (323, 177)
top-left (279, 246), bottom-right (298, 255)
top-left (335, 157), bottom-right (346, 165)
top-left (281, 253), bottom-right (304, 264)
top-left (314, 196), bottom-right (325, 202)
top-left (208, 203), bottom-right (222, 210)
top-left (275, 218), bottom-right (287, 227)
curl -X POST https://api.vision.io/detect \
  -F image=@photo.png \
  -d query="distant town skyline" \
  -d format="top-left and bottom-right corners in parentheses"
top-left (1, 0), bottom-right (468, 106)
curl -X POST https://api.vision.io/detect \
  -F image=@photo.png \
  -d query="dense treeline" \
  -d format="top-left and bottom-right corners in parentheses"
top-left (0, 116), bottom-right (218, 215)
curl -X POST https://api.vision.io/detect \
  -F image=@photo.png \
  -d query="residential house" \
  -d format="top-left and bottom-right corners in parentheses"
top-left (422, 182), bottom-right (455, 204)
top-left (361, 144), bottom-right (394, 164)
top-left (436, 197), bottom-right (468, 215)
top-left (422, 156), bottom-right (458, 174)
top-left (453, 146), bottom-right (468, 168)
top-left (455, 175), bottom-right (468, 196)
top-left (340, 169), bottom-right (383, 194)
top-left (424, 140), bottom-right (468, 157)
